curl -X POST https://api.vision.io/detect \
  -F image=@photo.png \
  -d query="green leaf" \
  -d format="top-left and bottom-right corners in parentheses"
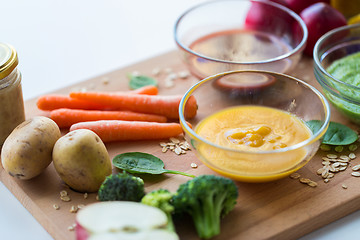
top-left (127, 73), bottom-right (157, 90)
top-left (306, 120), bottom-right (358, 145)
top-left (113, 152), bottom-right (195, 178)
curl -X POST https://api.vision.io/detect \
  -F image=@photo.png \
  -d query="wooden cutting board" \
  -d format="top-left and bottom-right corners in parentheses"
top-left (1, 50), bottom-right (360, 240)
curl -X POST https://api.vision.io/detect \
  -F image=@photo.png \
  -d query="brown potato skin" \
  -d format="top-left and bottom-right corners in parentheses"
top-left (1, 116), bottom-right (61, 180)
top-left (53, 129), bottom-right (112, 193)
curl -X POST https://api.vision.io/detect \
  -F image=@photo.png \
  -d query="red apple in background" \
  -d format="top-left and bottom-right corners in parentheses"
top-left (285, 0), bottom-right (330, 14)
top-left (300, 2), bottom-right (347, 56)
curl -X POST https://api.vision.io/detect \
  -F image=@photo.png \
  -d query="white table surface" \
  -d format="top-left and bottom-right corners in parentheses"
top-left (1, 0), bottom-right (360, 239)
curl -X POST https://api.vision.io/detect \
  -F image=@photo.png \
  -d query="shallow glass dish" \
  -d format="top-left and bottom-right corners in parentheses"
top-left (314, 23), bottom-right (360, 125)
top-left (174, 0), bottom-right (307, 79)
top-left (179, 71), bottom-right (330, 182)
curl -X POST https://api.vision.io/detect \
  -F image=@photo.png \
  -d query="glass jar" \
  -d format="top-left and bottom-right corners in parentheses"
top-left (0, 43), bottom-right (25, 148)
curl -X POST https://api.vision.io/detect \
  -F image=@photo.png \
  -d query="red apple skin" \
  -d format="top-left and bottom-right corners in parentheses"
top-left (300, 2), bottom-right (347, 56)
top-left (75, 221), bottom-right (89, 240)
top-left (285, 0), bottom-right (330, 14)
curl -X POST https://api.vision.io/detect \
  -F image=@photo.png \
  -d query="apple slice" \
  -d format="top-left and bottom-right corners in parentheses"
top-left (76, 201), bottom-right (179, 240)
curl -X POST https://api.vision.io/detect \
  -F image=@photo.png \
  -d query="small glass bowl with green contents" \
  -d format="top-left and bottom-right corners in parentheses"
top-left (314, 23), bottom-right (360, 125)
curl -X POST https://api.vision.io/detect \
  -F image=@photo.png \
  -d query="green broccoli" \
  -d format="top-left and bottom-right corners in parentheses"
top-left (172, 175), bottom-right (238, 239)
top-left (98, 172), bottom-right (145, 202)
top-left (141, 189), bottom-right (176, 232)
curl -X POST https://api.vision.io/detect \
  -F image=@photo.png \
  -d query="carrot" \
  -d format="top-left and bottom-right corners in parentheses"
top-left (36, 85), bottom-right (158, 111)
top-left (69, 120), bottom-right (185, 142)
top-left (130, 85), bottom-right (158, 95)
top-left (36, 95), bottom-right (106, 111)
top-left (50, 108), bottom-right (168, 128)
top-left (69, 92), bottom-right (198, 119)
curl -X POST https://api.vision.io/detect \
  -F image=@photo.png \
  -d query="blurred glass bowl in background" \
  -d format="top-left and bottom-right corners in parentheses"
top-left (314, 23), bottom-right (360, 125)
top-left (179, 71), bottom-right (330, 182)
top-left (174, 0), bottom-right (308, 79)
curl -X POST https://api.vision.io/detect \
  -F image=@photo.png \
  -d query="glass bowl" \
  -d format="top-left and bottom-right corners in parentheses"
top-left (179, 71), bottom-right (330, 182)
top-left (174, 0), bottom-right (308, 79)
top-left (314, 23), bottom-right (360, 125)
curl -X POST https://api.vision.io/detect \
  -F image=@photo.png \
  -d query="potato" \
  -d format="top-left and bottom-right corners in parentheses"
top-left (1, 116), bottom-right (61, 180)
top-left (53, 129), bottom-right (112, 193)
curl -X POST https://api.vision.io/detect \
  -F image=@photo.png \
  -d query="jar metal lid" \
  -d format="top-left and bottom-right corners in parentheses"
top-left (0, 43), bottom-right (18, 79)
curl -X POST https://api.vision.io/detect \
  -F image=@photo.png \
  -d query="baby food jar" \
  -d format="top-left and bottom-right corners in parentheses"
top-left (0, 43), bottom-right (25, 148)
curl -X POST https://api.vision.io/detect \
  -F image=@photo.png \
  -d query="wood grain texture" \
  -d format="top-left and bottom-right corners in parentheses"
top-left (1, 51), bottom-right (360, 240)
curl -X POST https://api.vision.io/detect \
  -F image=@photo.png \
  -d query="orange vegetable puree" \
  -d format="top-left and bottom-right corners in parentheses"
top-left (195, 106), bottom-right (312, 182)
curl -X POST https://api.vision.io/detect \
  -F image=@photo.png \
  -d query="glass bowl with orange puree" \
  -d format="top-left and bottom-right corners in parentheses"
top-left (179, 71), bottom-right (330, 182)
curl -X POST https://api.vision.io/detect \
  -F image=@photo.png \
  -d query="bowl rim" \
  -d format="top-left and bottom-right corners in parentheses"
top-left (174, 0), bottom-right (308, 65)
top-left (179, 70), bottom-right (331, 155)
top-left (313, 23), bottom-right (360, 93)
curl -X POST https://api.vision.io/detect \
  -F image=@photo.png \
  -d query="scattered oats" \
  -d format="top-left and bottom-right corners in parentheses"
top-left (131, 71), bottom-right (140, 76)
top-left (174, 146), bottom-right (182, 155)
top-left (299, 178), bottom-right (311, 183)
top-left (170, 137), bottom-right (180, 144)
top-left (164, 67), bottom-right (173, 74)
top-left (60, 190), bottom-right (68, 197)
top-left (68, 224), bottom-right (76, 231)
top-left (328, 165), bottom-right (336, 172)
top-left (339, 166), bottom-right (347, 171)
top-left (351, 172), bottom-right (360, 177)
top-left (160, 142), bottom-right (167, 147)
top-left (324, 179), bottom-right (330, 183)
top-left (84, 193), bottom-right (88, 199)
top-left (340, 155), bottom-right (350, 161)
top-left (338, 158), bottom-right (349, 163)
top-left (290, 172), bottom-right (301, 179)
top-left (352, 165), bottom-right (360, 171)
top-left (60, 196), bottom-right (71, 202)
top-left (342, 184), bottom-right (348, 189)
top-left (322, 161), bottom-right (330, 166)
top-left (152, 67), bottom-right (161, 76)
top-left (327, 154), bottom-right (338, 159)
top-left (70, 205), bottom-right (79, 213)
top-left (167, 73), bottom-right (177, 80)
top-left (78, 204), bottom-right (85, 209)
top-left (102, 77), bottom-right (109, 85)
top-left (191, 163), bottom-right (198, 168)
top-left (321, 170), bottom-right (329, 178)
top-left (317, 168), bottom-right (325, 175)
top-left (178, 70), bottom-right (190, 79)
top-left (327, 173), bottom-right (335, 179)
top-left (332, 162), bottom-right (340, 168)
top-left (322, 157), bottom-right (331, 161)
top-left (164, 77), bottom-right (174, 88)
top-left (307, 181), bottom-right (318, 188)
top-left (320, 144), bottom-right (331, 151)
top-left (162, 146), bottom-right (168, 153)
top-left (169, 145), bottom-right (175, 150)
top-left (335, 146), bottom-right (344, 153)
top-left (340, 162), bottom-right (348, 166)
top-left (53, 204), bottom-right (60, 210)
top-left (349, 144), bottom-right (358, 151)
top-left (349, 153), bottom-right (356, 159)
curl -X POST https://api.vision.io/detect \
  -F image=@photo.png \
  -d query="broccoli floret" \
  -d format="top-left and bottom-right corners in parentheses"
top-left (141, 189), bottom-right (176, 232)
top-left (98, 172), bottom-right (145, 202)
top-left (172, 175), bottom-right (238, 239)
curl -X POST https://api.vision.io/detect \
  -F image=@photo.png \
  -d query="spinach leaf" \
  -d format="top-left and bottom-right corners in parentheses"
top-left (127, 73), bottom-right (158, 90)
top-left (113, 152), bottom-right (195, 178)
top-left (306, 120), bottom-right (358, 145)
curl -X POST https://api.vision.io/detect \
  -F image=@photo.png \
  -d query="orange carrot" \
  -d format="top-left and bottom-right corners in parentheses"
top-left (36, 85), bottom-right (159, 111)
top-left (50, 108), bottom-right (168, 128)
top-left (69, 92), bottom-right (198, 119)
top-left (130, 85), bottom-right (158, 95)
top-left (69, 120), bottom-right (185, 142)
top-left (37, 95), bottom-right (106, 111)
